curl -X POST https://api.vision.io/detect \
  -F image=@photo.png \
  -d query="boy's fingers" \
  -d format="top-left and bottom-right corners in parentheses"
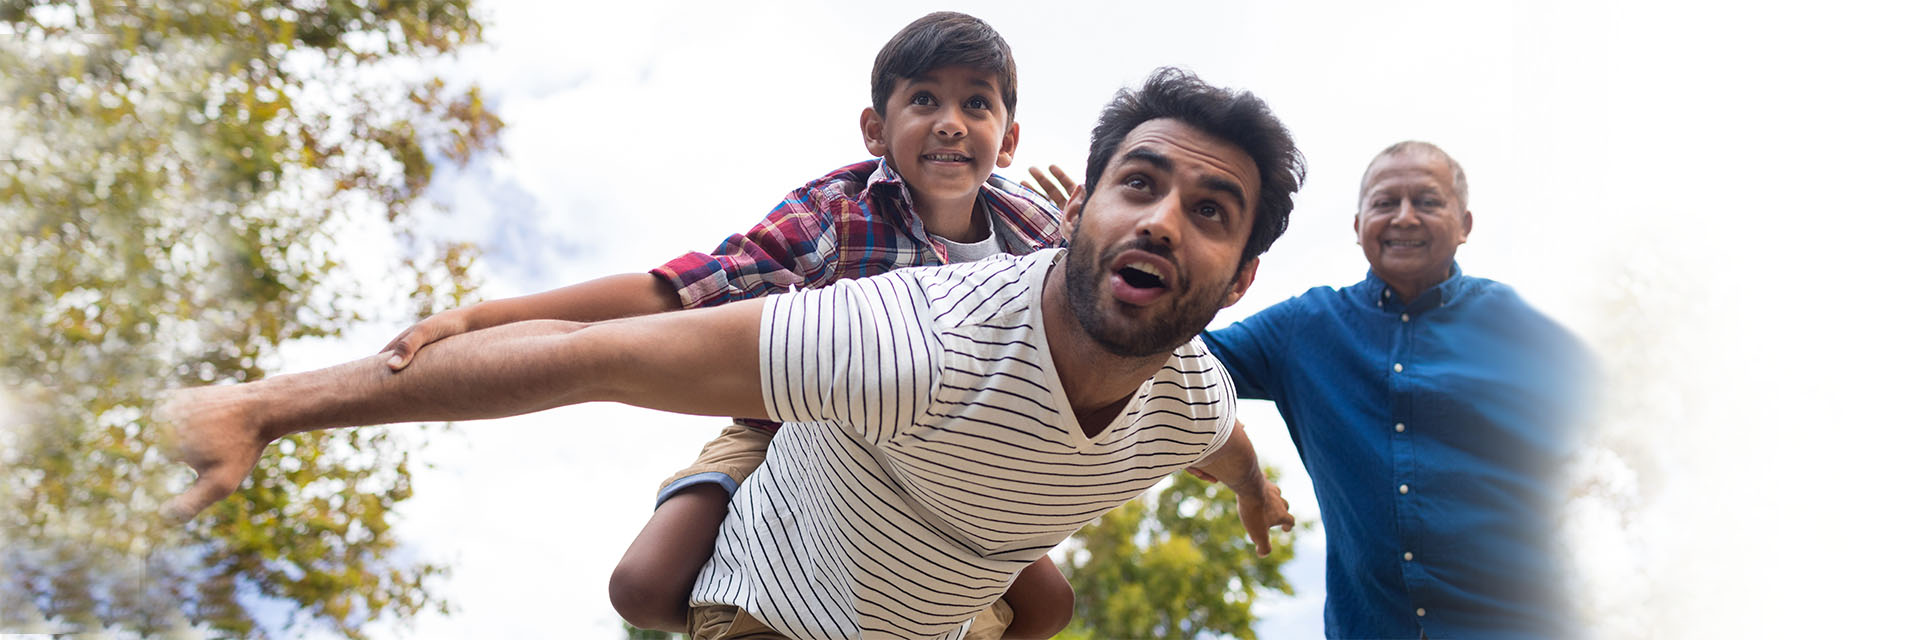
top-left (1025, 166), bottom-right (1069, 207)
top-left (1047, 164), bottom-right (1078, 191)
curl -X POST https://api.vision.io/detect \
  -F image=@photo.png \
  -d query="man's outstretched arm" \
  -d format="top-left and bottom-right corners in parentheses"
top-left (1190, 419), bottom-right (1295, 556)
top-left (158, 299), bottom-right (768, 520)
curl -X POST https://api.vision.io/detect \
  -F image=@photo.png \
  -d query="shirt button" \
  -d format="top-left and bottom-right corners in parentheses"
top-left (1400, 313), bottom-right (1410, 322)
top-left (1395, 422), bottom-right (1406, 432)
top-left (1404, 551), bottom-right (1414, 561)
top-left (1393, 363), bottom-right (1404, 373)
top-left (1399, 484), bottom-right (1410, 494)
top-left (1416, 608), bottom-right (1427, 617)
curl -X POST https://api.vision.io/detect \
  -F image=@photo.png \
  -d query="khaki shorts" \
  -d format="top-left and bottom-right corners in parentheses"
top-left (655, 420), bottom-right (775, 506)
top-left (686, 600), bottom-right (1014, 640)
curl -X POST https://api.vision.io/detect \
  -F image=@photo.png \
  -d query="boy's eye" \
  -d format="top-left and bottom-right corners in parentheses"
top-left (965, 96), bottom-right (990, 110)
top-left (909, 92), bottom-right (935, 106)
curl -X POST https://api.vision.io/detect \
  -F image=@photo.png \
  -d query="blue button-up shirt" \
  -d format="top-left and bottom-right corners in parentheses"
top-left (1203, 265), bottom-right (1592, 639)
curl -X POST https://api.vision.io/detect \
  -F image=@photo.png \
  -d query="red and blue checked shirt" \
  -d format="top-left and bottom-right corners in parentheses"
top-left (651, 158), bottom-right (1064, 309)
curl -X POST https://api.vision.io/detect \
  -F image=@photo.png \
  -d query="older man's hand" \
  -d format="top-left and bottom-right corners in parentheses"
top-left (155, 386), bottom-right (269, 521)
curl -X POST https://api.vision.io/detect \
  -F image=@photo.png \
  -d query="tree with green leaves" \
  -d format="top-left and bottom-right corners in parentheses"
top-left (1, 1), bottom-right (500, 636)
top-left (1057, 469), bottom-right (1301, 640)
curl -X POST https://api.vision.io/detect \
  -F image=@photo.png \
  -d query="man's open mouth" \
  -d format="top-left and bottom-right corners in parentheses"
top-left (1117, 262), bottom-right (1166, 289)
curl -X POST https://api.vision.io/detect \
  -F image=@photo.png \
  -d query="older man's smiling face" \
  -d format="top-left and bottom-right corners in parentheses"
top-left (1354, 151), bottom-right (1473, 298)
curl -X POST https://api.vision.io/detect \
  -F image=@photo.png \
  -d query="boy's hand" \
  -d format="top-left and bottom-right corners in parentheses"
top-left (1021, 165), bottom-right (1079, 209)
top-left (1234, 479), bottom-right (1295, 557)
top-left (381, 309), bottom-right (471, 370)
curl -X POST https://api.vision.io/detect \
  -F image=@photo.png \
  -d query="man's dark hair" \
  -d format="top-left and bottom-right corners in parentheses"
top-left (1084, 67), bottom-right (1305, 266)
top-left (870, 12), bottom-right (1018, 119)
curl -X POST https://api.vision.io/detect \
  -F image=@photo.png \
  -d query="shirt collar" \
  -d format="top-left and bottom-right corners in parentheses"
top-left (863, 157), bottom-right (1064, 252)
top-left (1362, 262), bottom-right (1465, 313)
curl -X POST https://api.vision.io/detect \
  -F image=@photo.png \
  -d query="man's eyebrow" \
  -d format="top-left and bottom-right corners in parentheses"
top-left (1119, 148), bottom-right (1172, 172)
top-left (1202, 175), bottom-right (1249, 211)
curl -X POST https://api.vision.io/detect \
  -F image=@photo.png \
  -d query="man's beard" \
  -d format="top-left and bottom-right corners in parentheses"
top-left (1062, 230), bottom-right (1235, 358)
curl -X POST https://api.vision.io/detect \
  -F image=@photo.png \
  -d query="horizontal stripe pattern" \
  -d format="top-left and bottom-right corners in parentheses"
top-left (690, 249), bottom-right (1235, 639)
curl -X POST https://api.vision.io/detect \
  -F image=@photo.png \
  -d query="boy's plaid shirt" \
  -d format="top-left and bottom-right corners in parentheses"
top-left (651, 158), bottom-right (1065, 309)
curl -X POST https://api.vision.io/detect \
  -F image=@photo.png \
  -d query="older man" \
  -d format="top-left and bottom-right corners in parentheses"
top-left (159, 69), bottom-right (1303, 640)
top-left (1201, 141), bottom-right (1592, 639)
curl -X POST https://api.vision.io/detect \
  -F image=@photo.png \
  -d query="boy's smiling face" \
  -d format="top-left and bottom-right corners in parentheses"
top-left (861, 65), bottom-right (1020, 212)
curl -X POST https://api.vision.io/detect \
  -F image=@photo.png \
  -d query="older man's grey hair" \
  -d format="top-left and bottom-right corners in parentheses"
top-left (1359, 140), bottom-right (1468, 210)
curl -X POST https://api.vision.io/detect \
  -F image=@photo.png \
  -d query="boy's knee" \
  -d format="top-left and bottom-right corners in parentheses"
top-left (608, 560), bottom-right (686, 631)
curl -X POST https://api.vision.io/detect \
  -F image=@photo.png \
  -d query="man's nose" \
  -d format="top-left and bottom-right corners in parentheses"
top-left (1135, 194), bottom-right (1183, 246)
top-left (1389, 200), bottom-right (1419, 225)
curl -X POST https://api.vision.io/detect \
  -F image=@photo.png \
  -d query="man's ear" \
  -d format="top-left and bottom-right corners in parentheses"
top-left (1222, 256), bottom-right (1259, 308)
top-left (1352, 212), bottom-right (1362, 244)
top-left (860, 107), bottom-right (887, 157)
top-left (1061, 184), bottom-right (1087, 236)
top-left (995, 121), bottom-right (1021, 168)
top-left (1458, 209), bottom-right (1474, 244)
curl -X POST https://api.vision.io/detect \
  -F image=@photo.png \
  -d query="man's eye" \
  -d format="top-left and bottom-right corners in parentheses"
top-left (1197, 203), bottom-right (1222, 220)
top-left (1420, 199), bottom-right (1443, 209)
top-left (1371, 199), bottom-right (1394, 210)
top-left (1125, 176), bottom-right (1150, 190)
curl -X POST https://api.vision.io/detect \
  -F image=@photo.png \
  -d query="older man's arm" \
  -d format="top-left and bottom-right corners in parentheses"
top-left (1190, 419), bottom-right (1294, 557)
top-left (158, 299), bottom-right (768, 520)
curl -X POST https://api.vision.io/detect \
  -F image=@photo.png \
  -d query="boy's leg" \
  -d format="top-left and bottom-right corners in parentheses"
top-left (687, 604), bottom-right (786, 639)
top-left (609, 421), bottom-right (773, 630)
top-left (986, 555), bottom-right (1075, 639)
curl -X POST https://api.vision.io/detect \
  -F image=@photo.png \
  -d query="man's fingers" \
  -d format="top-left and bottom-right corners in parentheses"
top-left (1250, 526), bottom-right (1272, 557)
top-left (161, 467), bottom-right (245, 522)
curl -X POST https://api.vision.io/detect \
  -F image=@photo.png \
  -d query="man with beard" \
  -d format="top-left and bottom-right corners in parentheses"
top-left (155, 68), bottom-right (1304, 640)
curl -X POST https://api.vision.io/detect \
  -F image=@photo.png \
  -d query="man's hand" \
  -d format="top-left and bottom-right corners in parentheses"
top-left (1020, 165), bottom-right (1079, 209)
top-left (1234, 479), bottom-right (1294, 557)
top-left (380, 308), bottom-right (471, 371)
top-left (155, 386), bottom-right (269, 521)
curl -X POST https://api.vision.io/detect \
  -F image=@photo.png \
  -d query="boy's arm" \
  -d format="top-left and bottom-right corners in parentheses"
top-left (162, 299), bottom-right (768, 520)
top-left (1190, 419), bottom-right (1295, 556)
top-left (386, 180), bottom-right (847, 370)
top-left (384, 273), bottom-right (680, 369)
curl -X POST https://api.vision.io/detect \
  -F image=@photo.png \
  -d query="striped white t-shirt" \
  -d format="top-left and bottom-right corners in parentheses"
top-left (688, 248), bottom-right (1237, 640)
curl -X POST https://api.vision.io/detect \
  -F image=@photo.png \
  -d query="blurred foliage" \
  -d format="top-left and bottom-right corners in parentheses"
top-left (0, 0), bottom-right (499, 637)
top-left (1057, 469), bottom-right (1300, 640)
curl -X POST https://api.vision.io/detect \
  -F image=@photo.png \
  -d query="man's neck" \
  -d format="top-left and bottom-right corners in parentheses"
top-left (1040, 258), bottom-right (1174, 438)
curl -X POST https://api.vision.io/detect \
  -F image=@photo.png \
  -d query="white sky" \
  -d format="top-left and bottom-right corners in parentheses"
top-left (263, 1), bottom-right (1920, 638)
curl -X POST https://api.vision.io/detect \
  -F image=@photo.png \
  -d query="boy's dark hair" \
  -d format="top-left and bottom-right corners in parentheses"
top-left (870, 12), bottom-right (1018, 119)
top-left (1084, 67), bottom-right (1305, 266)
